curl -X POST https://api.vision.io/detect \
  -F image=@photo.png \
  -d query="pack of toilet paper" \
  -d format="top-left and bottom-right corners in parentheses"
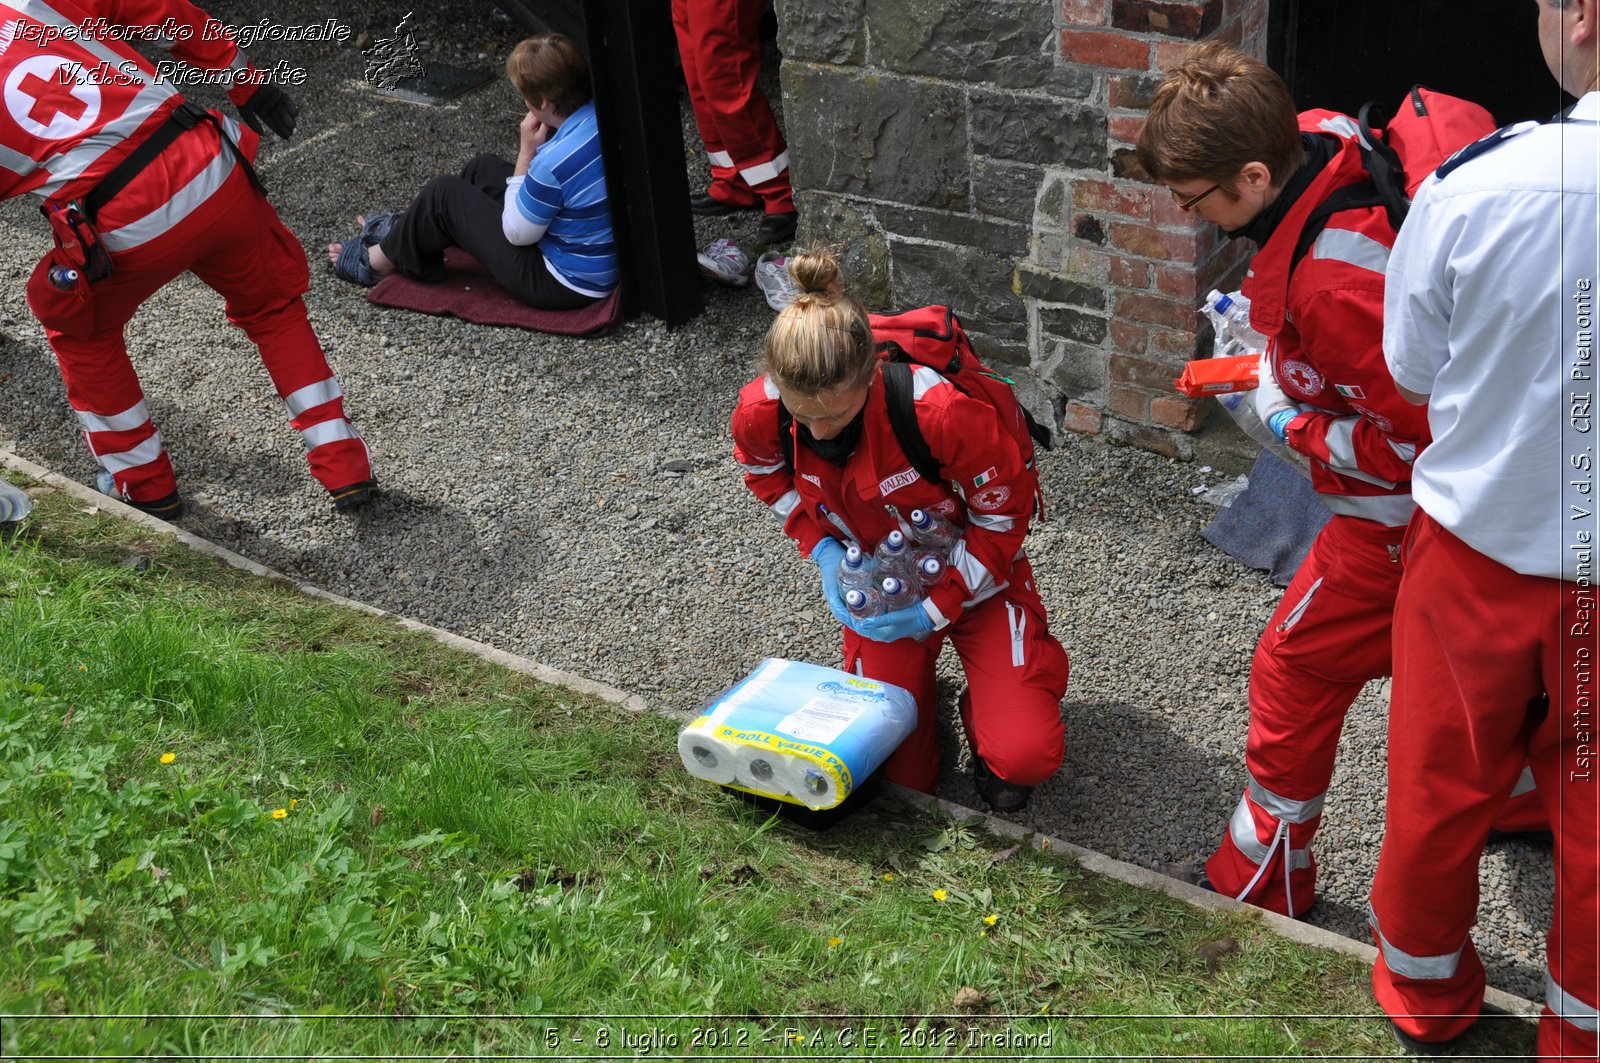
top-left (677, 658), bottom-right (917, 809)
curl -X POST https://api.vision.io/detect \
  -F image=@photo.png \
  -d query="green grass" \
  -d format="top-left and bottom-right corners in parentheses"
top-left (0, 481), bottom-right (1536, 1059)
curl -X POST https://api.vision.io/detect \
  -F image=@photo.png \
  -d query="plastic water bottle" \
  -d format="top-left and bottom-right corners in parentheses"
top-left (837, 544), bottom-right (874, 593)
top-left (1199, 289), bottom-right (1310, 475)
top-left (913, 553), bottom-right (944, 589)
top-left (47, 265), bottom-right (79, 291)
top-left (878, 575), bottom-right (915, 612)
top-left (0, 479), bottom-right (32, 523)
top-left (1201, 289), bottom-right (1269, 358)
top-left (844, 587), bottom-right (881, 620)
top-left (872, 530), bottom-right (914, 585)
top-left (907, 508), bottom-right (960, 555)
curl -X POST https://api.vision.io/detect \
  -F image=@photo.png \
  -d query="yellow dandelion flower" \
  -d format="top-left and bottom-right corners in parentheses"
top-left (827, 937), bottom-right (843, 949)
top-left (883, 872), bottom-right (894, 882)
top-left (980, 929), bottom-right (989, 938)
top-left (288, 798), bottom-right (299, 810)
top-left (159, 752), bottom-right (176, 764)
top-left (77, 663), bottom-right (86, 671)
top-left (270, 808), bottom-right (288, 820)
top-left (1039, 1004), bottom-right (1052, 1016)
top-left (932, 888), bottom-right (948, 902)
top-left (984, 913), bottom-right (999, 926)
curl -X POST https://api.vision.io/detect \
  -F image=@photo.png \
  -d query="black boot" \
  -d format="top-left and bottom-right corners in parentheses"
top-left (973, 756), bottom-right (1031, 813)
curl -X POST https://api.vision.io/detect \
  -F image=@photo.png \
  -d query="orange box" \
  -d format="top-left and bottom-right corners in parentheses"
top-left (1173, 354), bottom-right (1260, 397)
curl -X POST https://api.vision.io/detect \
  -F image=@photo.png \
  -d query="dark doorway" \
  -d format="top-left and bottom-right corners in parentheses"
top-left (491, 0), bottom-right (703, 328)
top-left (1269, 0), bottom-right (1572, 127)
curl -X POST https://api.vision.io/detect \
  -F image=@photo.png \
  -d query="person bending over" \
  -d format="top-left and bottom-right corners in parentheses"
top-left (730, 249), bottom-right (1069, 812)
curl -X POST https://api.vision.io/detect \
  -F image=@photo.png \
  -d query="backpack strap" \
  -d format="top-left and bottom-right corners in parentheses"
top-left (881, 359), bottom-right (943, 487)
top-left (1289, 180), bottom-right (1388, 273)
top-left (776, 399), bottom-right (795, 472)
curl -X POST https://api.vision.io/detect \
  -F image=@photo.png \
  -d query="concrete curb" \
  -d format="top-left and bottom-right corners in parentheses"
top-left (0, 452), bottom-right (648, 715)
top-left (0, 451), bottom-right (1542, 1026)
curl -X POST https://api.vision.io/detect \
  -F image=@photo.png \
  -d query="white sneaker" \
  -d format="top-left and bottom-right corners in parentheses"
top-left (696, 237), bottom-right (751, 286)
top-left (754, 251), bottom-right (801, 311)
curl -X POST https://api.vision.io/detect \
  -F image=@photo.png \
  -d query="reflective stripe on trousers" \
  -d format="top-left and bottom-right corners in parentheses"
top-left (1228, 772), bottom-right (1320, 915)
top-left (1368, 903), bottom-right (1467, 981)
top-left (1549, 974), bottom-right (1600, 1033)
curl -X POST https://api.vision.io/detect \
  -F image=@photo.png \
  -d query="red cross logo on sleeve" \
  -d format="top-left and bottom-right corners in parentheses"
top-left (1279, 359), bottom-right (1325, 398)
top-left (5, 56), bottom-right (101, 140)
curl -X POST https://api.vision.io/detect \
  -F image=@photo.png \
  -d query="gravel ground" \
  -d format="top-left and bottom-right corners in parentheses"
top-left (0, 0), bottom-right (1556, 1005)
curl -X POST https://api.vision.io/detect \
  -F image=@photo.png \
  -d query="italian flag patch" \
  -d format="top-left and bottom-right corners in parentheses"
top-left (1334, 384), bottom-right (1366, 400)
top-left (973, 467), bottom-right (998, 488)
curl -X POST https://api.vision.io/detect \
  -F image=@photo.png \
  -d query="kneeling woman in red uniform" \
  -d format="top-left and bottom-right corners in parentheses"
top-left (731, 250), bottom-right (1068, 811)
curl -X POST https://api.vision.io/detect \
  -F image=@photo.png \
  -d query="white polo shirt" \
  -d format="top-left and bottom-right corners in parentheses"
top-left (1384, 92), bottom-right (1600, 580)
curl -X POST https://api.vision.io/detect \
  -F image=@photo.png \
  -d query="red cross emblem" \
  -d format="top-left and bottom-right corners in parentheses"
top-left (5, 56), bottom-right (101, 140)
top-left (1279, 359), bottom-right (1324, 398)
top-left (18, 70), bottom-right (87, 127)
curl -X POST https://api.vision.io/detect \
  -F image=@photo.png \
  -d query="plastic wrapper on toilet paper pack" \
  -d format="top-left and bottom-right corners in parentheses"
top-left (677, 658), bottom-right (917, 810)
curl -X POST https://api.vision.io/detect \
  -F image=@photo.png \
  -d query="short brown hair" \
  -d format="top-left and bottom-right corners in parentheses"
top-left (506, 34), bottom-right (592, 117)
top-left (763, 249), bottom-right (877, 395)
top-left (1135, 41), bottom-right (1306, 191)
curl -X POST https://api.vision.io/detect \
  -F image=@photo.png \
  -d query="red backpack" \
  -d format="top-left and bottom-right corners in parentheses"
top-left (777, 305), bottom-right (1052, 516)
top-left (1291, 86), bottom-right (1497, 268)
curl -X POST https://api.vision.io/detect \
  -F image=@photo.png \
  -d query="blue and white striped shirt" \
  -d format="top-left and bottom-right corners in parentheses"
top-left (505, 101), bottom-right (617, 296)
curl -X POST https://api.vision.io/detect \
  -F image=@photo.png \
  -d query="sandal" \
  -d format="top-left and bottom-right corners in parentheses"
top-left (359, 211), bottom-right (402, 243)
top-left (332, 233), bottom-right (378, 286)
top-left (331, 212), bottom-right (403, 287)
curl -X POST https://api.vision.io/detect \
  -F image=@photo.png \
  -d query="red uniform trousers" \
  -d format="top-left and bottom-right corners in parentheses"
top-left (25, 160), bottom-right (371, 506)
top-left (1206, 513), bottom-right (1550, 918)
top-left (1206, 514), bottom-right (1405, 917)
top-left (842, 557), bottom-right (1068, 793)
top-left (1370, 513), bottom-right (1599, 1059)
top-left (671, 0), bottom-right (794, 215)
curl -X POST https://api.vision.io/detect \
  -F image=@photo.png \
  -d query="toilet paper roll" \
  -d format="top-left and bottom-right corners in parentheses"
top-left (677, 723), bottom-right (738, 785)
top-left (788, 759), bottom-right (843, 810)
top-left (732, 743), bottom-right (796, 800)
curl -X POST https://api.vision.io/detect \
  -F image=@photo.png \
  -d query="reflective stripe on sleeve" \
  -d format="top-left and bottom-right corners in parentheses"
top-left (283, 378), bottom-right (343, 418)
top-left (969, 511), bottom-right (1015, 533)
top-left (910, 366), bottom-right (945, 399)
top-left (1311, 228), bottom-right (1391, 275)
top-left (1317, 114), bottom-right (1362, 139)
top-left (1324, 417), bottom-right (1359, 468)
top-left (739, 150), bottom-right (789, 187)
top-left (1368, 905), bottom-right (1467, 981)
top-left (1388, 440), bottom-right (1418, 464)
top-left (76, 399), bottom-right (151, 435)
top-left (949, 539), bottom-right (996, 598)
top-left (707, 149), bottom-right (734, 168)
top-left (301, 418), bottom-right (359, 451)
top-left (740, 460), bottom-right (788, 476)
top-left (1320, 492), bottom-right (1415, 526)
top-left (1548, 974), bottom-right (1600, 1032)
top-left (94, 433), bottom-right (164, 474)
top-left (770, 489), bottom-right (801, 520)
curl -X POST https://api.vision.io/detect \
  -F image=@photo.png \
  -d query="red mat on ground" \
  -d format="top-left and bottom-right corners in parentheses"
top-left (366, 247), bottom-right (621, 336)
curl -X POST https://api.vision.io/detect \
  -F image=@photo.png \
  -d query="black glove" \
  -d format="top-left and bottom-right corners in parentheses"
top-left (238, 85), bottom-right (299, 140)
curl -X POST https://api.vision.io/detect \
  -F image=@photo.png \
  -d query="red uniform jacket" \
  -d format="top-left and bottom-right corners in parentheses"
top-left (732, 365), bottom-right (1034, 629)
top-left (1242, 110), bottom-right (1431, 527)
top-left (1, 0), bottom-right (264, 249)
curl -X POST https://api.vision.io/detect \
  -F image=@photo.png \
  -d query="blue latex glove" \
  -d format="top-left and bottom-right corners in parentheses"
top-left (810, 537), bottom-right (853, 627)
top-left (857, 601), bottom-right (936, 643)
top-left (1267, 408), bottom-right (1299, 443)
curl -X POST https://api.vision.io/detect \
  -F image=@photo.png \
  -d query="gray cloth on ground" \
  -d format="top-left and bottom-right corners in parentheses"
top-left (1201, 448), bottom-right (1330, 587)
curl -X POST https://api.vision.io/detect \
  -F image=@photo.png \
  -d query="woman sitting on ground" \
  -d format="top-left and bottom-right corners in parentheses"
top-left (329, 33), bottom-right (616, 309)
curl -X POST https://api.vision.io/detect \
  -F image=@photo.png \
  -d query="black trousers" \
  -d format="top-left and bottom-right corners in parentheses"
top-left (378, 154), bottom-right (598, 310)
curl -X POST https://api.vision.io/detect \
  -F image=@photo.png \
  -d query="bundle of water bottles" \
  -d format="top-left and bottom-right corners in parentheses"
top-left (839, 508), bottom-right (960, 622)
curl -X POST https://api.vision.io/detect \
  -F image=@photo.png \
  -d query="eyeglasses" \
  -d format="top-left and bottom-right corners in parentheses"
top-left (1171, 183), bottom-right (1221, 211)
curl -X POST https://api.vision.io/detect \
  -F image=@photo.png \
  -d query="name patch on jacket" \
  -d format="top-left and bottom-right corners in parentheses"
top-left (878, 467), bottom-right (919, 496)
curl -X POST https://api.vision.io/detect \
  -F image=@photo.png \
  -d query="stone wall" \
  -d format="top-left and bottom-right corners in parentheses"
top-left (779, 0), bottom-right (1269, 458)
